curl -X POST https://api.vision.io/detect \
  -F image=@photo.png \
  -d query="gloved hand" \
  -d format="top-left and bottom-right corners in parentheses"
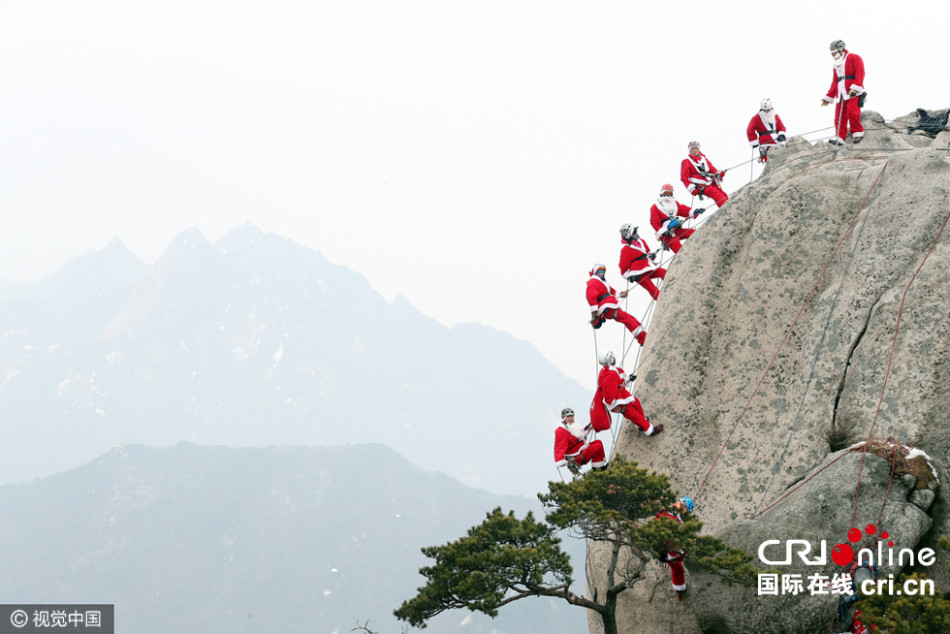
top-left (659, 552), bottom-right (670, 563)
top-left (648, 252), bottom-right (656, 261)
top-left (693, 207), bottom-right (705, 216)
top-left (849, 89), bottom-right (857, 98)
top-left (627, 373), bottom-right (637, 383)
top-left (668, 218), bottom-right (681, 230)
top-left (696, 187), bottom-right (706, 199)
top-left (777, 134), bottom-right (786, 142)
top-left (718, 170), bottom-right (727, 179)
top-left (821, 100), bottom-right (830, 107)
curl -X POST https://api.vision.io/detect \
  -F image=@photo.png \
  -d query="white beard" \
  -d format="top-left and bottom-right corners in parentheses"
top-left (566, 420), bottom-right (589, 440)
top-left (657, 197), bottom-right (677, 213)
top-left (761, 110), bottom-right (776, 126)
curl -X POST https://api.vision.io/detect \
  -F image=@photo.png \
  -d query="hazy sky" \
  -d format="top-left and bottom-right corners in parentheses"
top-left (2, 1), bottom-right (948, 386)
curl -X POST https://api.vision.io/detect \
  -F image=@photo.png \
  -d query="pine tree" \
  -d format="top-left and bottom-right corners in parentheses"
top-left (395, 458), bottom-right (754, 634)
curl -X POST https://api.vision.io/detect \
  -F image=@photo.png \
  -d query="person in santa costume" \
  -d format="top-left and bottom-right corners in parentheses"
top-left (655, 497), bottom-right (694, 601)
top-left (680, 141), bottom-right (728, 207)
top-left (650, 183), bottom-right (704, 253)
top-left (553, 407), bottom-right (607, 475)
top-left (618, 224), bottom-right (666, 300)
top-left (821, 39), bottom-right (866, 146)
top-left (589, 350), bottom-right (662, 435)
top-left (586, 263), bottom-right (647, 344)
top-left (747, 98), bottom-right (787, 162)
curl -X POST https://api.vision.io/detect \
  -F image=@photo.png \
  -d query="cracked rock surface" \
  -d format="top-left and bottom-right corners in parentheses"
top-left (590, 111), bottom-right (950, 634)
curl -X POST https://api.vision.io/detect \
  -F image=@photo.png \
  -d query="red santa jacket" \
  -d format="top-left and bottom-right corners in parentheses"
top-left (554, 423), bottom-right (588, 466)
top-left (655, 509), bottom-right (684, 524)
top-left (586, 275), bottom-right (620, 315)
top-left (596, 365), bottom-right (637, 409)
top-left (746, 112), bottom-right (787, 147)
top-left (655, 508), bottom-right (686, 559)
top-left (680, 153), bottom-right (721, 196)
top-left (651, 199), bottom-right (694, 239)
top-left (824, 51), bottom-right (865, 102)
top-left (618, 237), bottom-right (660, 279)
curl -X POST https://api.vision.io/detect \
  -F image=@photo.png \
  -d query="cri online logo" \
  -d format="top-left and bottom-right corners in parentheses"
top-left (831, 523), bottom-right (890, 566)
top-left (758, 523), bottom-right (937, 568)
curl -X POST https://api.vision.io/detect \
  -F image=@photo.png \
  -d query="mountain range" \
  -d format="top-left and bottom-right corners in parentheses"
top-left (0, 442), bottom-right (588, 634)
top-left (0, 225), bottom-right (591, 496)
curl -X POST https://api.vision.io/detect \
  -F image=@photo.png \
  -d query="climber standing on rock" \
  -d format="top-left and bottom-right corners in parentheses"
top-left (655, 497), bottom-right (695, 601)
top-left (747, 98), bottom-right (787, 162)
top-left (821, 39), bottom-right (866, 146)
top-left (681, 141), bottom-right (728, 208)
top-left (590, 351), bottom-right (662, 436)
top-left (554, 407), bottom-right (607, 475)
top-left (650, 183), bottom-right (703, 253)
top-left (587, 263), bottom-right (647, 343)
top-left (618, 224), bottom-right (666, 301)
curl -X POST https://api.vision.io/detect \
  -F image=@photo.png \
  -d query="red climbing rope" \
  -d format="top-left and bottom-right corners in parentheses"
top-left (694, 162), bottom-right (890, 500)
top-left (851, 199), bottom-right (950, 528)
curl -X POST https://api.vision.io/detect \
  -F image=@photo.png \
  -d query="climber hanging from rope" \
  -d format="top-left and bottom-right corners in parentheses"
top-left (747, 98), bottom-right (787, 163)
top-left (587, 263), bottom-right (647, 344)
top-left (650, 183), bottom-right (704, 253)
top-left (553, 406), bottom-right (607, 476)
top-left (590, 350), bottom-right (662, 436)
top-left (681, 141), bottom-right (728, 208)
top-left (618, 224), bottom-right (666, 301)
top-left (821, 39), bottom-right (866, 146)
top-left (655, 496), bottom-right (695, 601)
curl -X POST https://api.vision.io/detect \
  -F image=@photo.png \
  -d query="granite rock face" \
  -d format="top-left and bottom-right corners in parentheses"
top-left (590, 111), bottom-right (950, 633)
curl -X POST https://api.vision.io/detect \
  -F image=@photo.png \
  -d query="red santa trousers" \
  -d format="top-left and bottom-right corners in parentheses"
top-left (602, 307), bottom-right (642, 334)
top-left (666, 558), bottom-right (686, 591)
top-left (834, 98), bottom-right (864, 142)
top-left (592, 397), bottom-right (650, 433)
top-left (617, 398), bottom-right (650, 433)
top-left (576, 440), bottom-right (605, 466)
top-left (699, 185), bottom-right (728, 207)
top-left (633, 268), bottom-right (666, 300)
top-left (660, 227), bottom-right (695, 254)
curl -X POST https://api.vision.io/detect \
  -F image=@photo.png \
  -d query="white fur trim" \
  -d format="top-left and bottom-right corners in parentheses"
top-left (822, 96), bottom-right (834, 103)
top-left (853, 131), bottom-right (865, 138)
top-left (606, 394), bottom-right (636, 409)
top-left (594, 300), bottom-right (619, 314)
top-left (672, 582), bottom-right (687, 591)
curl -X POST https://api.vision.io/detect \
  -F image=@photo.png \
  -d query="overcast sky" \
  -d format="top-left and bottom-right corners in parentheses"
top-left (2, 1), bottom-right (948, 387)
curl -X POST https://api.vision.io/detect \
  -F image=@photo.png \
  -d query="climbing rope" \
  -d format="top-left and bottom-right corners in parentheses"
top-left (752, 165), bottom-right (948, 522)
top-left (752, 162), bottom-right (886, 516)
top-left (693, 161), bottom-right (890, 501)
top-left (751, 445), bottom-right (864, 519)
top-left (877, 441), bottom-right (899, 527)
top-left (850, 197), bottom-right (950, 528)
